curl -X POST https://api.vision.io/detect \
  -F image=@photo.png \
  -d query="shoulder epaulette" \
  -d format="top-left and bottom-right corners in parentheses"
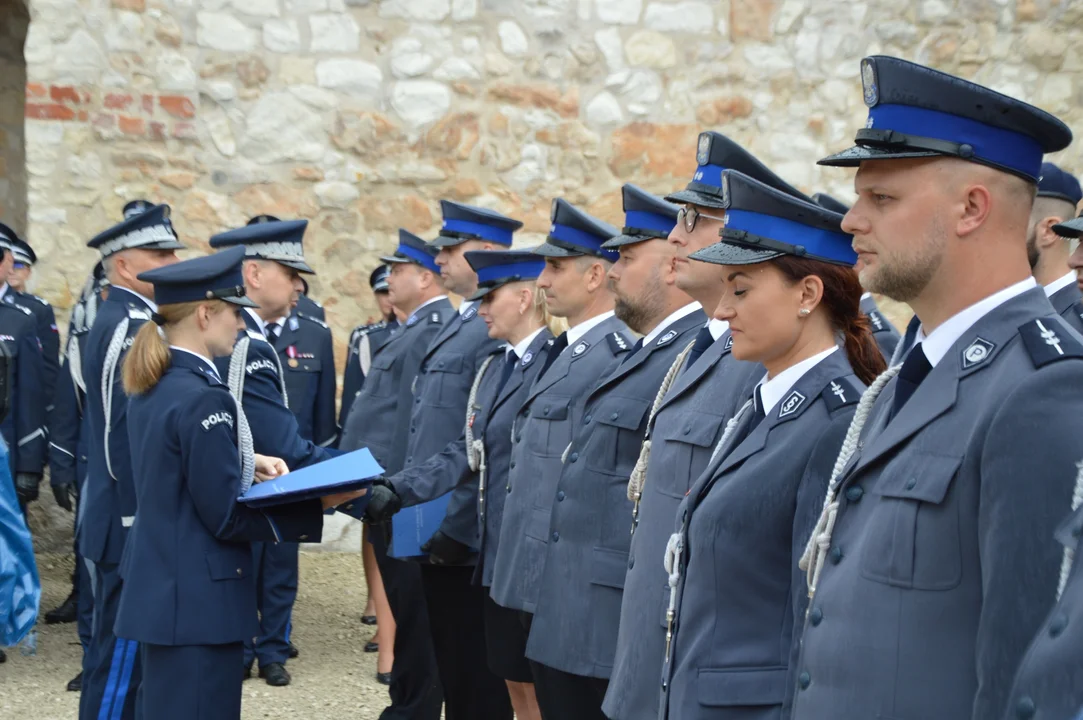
top-left (1, 301), bottom-right (32, 317)
top-left (127, 307), bottom-right (151, 321)
top-left (299, 314), bottom-right (329, 330)
top-left (1019, 316), bottom-right (1083, 368)
top-left (607, 331), bottom-right (633, 354)
top-left (15, 292), bottom-right (49, 308)
top-left (866, 309), bottom-right (889, 333)
top-left (246, 329), bottom-right (269, 343)
top-left (431, 312), bottom-right (442, 324)
top-left (821, 376), bottom-right (862, 412)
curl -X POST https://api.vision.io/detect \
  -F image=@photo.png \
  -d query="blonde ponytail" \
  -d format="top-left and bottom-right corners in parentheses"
top-left (122, 300), bottom-right (228, 395)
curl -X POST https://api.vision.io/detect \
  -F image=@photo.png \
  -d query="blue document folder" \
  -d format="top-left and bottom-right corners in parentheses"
top-left (391, 496), bottom-right (452, 558)
top-left (239, 448), bottom-right (383, 508)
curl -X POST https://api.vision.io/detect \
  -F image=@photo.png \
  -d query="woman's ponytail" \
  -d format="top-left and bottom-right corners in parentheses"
top-left (123, 320), bottom-right (170, 395)
top-left (839, 311), bottom-right (888, 385)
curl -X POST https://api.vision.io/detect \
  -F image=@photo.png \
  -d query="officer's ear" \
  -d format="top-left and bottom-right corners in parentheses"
top-left (795, 274), bottom-right (825, 315)
top-left (242, 260), bottom-right (261, 290)
top-left (1036, 214), bottom-right (1068, 251)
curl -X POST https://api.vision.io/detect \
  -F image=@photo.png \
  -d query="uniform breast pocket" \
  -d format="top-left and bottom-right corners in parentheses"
top-left (206, 550), bottom-right (248, 582)
top-left (366, 355), bottom-right (396, 399)
top-left (526, 395), bottom-right (571, 458)
top-left (423, 352), bottom-right (466, 409)
top-left (653, 412), bottom-right (722, 498)
top-left (585, 397), bottom-right (651, 477)
top-left (284, 360), bottom-right (319, 407)
top-left (860, 453), bottom-right (963, 590)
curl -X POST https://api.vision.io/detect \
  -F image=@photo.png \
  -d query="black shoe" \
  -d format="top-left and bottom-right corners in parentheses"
top-left (376, 672), bottom-right (391, 685)
top-left (243, 663), bottom-right (253, 680)
top-left (259, 662), bottom-right (291, 687)
top-left (287, 642), bottom-right (299, 659)
top-left (364, 640), bottom-right (379, 653)
top-left (67, 671), bottom-right (83, 692)
top-left (361, 614), bottom-right (377, 626)
top-left (0, 648), bottom-right (6, 663)
top-left (45, 592), bottom-right (78, 624)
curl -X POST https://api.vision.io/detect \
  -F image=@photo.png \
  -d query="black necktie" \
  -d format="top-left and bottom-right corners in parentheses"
top-left (539, 332), bottom-right (568, 377)
top-left (497, 352), bottom-right (518, 395)
top-left (685, 326), bottom-right (715, 369)
top-left (622, 338), bottom-right (644, 365)
top-left (265, 322), bottom-right (281, 340)
top-left (891, 343), bottom-right (932, 419)
top-left (747, 384), bottom-right (767, 433)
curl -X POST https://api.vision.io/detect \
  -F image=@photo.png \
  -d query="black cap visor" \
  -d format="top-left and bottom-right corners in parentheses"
top-left (1054, 216), bottom-right (1083, 239)
top-left (690, 240), bottom-right (783, 266)
top-left (533, 239), bottom-right (587, 258)
top-left (665, 184), bottom-right (729, 210)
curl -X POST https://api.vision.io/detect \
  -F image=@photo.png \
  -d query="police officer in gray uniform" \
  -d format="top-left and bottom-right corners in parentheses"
top-left (525, 186), bottom-right (704, 719)
top-left (790, 56), bottom-right (1083, 720)
top-left (394, 201), bottom-right (522, 720)
top-left (339, 229), bottom-right (452, 720)
top-left (1026, 164), bottom-right (1083, 333)
top-left (490, 200), bottom-right (633, 622)
top-left (606, 134), bottom-right (798, 720)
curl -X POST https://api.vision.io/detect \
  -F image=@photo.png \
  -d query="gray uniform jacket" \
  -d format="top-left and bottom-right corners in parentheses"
top-left (526, 308), bottom-right (706, 678)
top-left (792, 287), bottom-right (1083, 720)
top-left (860, 294), bottom-right (901, 360)
top-left (661, 350), bottom-right (863, 720)
top-left (1049, 281), bottom-right (1083, 335)
top-left (603, 329), bottom-right (762, 720)
top-left (387, 329), bottom-right (555, 585)
top-left (490, 313), bottom-right (633, 613)
top-left (338, 298), bottom-right (455, 507)
top-left (397, 302), bottom-right (504, 553)
top-left (1003, 505), bottom-right (1083, 720)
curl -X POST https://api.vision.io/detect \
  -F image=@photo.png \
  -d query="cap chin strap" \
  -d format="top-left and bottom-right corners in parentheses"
top-left (855, 128), bottom-right (975, 159)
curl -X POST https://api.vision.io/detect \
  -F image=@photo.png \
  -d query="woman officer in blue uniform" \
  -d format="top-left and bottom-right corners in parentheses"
top-left (114, 247), bottom-right (362, 720)
top-left (658, 171), bottom-right (887, 720)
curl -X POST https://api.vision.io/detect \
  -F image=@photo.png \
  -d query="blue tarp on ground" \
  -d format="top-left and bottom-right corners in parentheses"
top-left (0, 436), bottom-right (40, 647)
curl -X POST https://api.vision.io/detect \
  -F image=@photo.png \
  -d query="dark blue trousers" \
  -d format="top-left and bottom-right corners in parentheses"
top-left (141, 643), bottom-right (244, 720)
top-left (77, 553), bottom-right (94, 652)
top-left (243, 541), bottom-right (298, 668)
top-left (79, 562), bottom-right (140, 720)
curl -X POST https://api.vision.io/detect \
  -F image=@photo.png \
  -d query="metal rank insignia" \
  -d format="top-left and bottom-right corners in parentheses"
top-left (696, 133), bottom-right (711, 166)
top-left (778, 390), bottom-right (806, 419)
top-left (962, 337), bottom-right (994, 369)
top-left (861, 58), bottom-right (878, 107)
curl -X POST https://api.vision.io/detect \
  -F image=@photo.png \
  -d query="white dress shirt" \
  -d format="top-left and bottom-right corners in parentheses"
top-left (509, 327), bottom-right (545, 360)
top-left (708, 319), bottom-right (730, 341)
top-left (566, 310), bottom-right (616, 347)
top-left (757, 346), bottom-right (839, 416)
top-left (1044, 271), bottom-right (1076, 298)
top-left (639, 302), bottom-right (702, 347)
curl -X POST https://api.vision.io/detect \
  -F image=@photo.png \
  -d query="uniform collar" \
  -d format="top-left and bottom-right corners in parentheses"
top-left (915, 277), bottom-right (1036, 367)
top-left (459, 299), bottom-right (479, 317)
top-left (640, 302), bottom-right (703, 347)
top-left (245, 307), bottom-right (270, 335)
top-left (413, 295), bottom-right (448, 316)
top-left (509, 326), bottom-right (545, 360)
top-left (169, 345), bottom-right (222, 381)
top-left (757, 345), bottom-right (839, 415)
top-left (566, 310), bottom-right (615, 347)
top-left (110, 285), bottom-right (159, 312)
top-left (0, 283), bottom-right (8, 300)
top-left (708, 318), bottom-right (729, 340)
top-left (1044, 271), bottom-right (1077, 298)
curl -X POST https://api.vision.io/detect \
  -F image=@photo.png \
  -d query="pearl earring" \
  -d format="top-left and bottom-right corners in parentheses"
top-left (799, 308), bottom-right (811, 317)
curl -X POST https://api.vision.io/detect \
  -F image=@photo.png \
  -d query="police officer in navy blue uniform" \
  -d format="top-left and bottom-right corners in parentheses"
top-left (247, 215), bottom-right (327, 322)
top-left (1023, 164), bottom-right (1083, 334)
top-left (523, 187), bottom-right (704, 720)
top-left (791, 56), bottom-right (1083, 720)
top-left (80, 204), bottom-right (184, 720)
top-left (660, 171), bottom-right (885, 720)
top-left (338, 229), bottom-right (452, 720)
top-left (113, 246), bottom-right (359, 720)
top-left (340, 265), bottom-right (398, 432)
top-left (209, 219), bottom-right (338, 687)
top-left (606, 134), bottom-right (799, 720)
top-left (364, 249), bottom-right (554, 718)
top-left (0, 224), bottom-right (60, 419)
top-left (811, 193), bottom-right (902, 359)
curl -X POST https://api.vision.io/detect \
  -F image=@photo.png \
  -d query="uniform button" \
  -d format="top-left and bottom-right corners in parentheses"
top-left (507, 485), bottom-right (512, 494)
top-left (515, 434), bottom-right (522, 443)
top-left (510, 462), bottom-right (516, 469)
top-left (1016, 696), bottom-right (1036, 719)
top-left (1073, 523), bottom-right (1083, 538)
top-left (345, 504), bottom-right (353, 511)
top-left (557, 491), bottom-right (565, 501)
top-left (415, 397), bottom-right (421, 404)
top-left (829, 546), bottom-right (843, 564)
top-left (355, 391), bottom-right (361, 397)
top-left (236, 568), bottom-right (243, 576)
top-left (551, 532), bottom-right (559, 542)
top-left (1049, 612), bottom-right (1069, 638)
top-left (584, 415), bottom-right (592, 425)
top-left (410, 428), bottom-right (416, 433)
top-left (569, 452), bottom-right (579, 463)
top-left (437, 361), bottom-right (445, 368)
top-left (628, 556), bottom-right (635, 569)
top-left (610, 412), bottom-right (619, 420)
top-left (809, 607), bottom-right (823, 626)
top-left (299, 534), bottom-right (308, 541)
top-left (543, 406), bottom-right (551, 416)
top-left (683, 427), bottom-right (691, 435)
top-left (798, 671), bottom-right (810, 690)
top-left (905, 478), bottom-right (917, 490)
top-left (845, 486), bottom-right (864, 503)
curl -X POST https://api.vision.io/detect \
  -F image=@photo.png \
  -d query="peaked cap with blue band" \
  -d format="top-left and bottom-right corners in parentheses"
top-left (534, 198), bottom-right (620, 261)
top-left (1037, 162), bottom-right (1082, 206)
top-left (209, 218), bottom-right (315, 274)
top-left (431, 200), bottom-right (524, 248)
top-left (122, 199), bottom-right (154, 220)
top-left (380, 229), bottom-right (440, 273)
top-left (369, 265), bottom-right (390, 292)
top-left (667, 131), bottom-right (812, 210)
top-left (690, 170), bottom-right (856, 268)
top-left (137, 245), bottom-right (257, 308)
top-left (812, 193), bottom-right (852, 215)
top-left (820, 56), bottom-right (1072, 182)
top-left (464, 249), bottom-right (545, 301)
top-left (602, 184), bottom-right (679, 249)
top-left (88, 204), bottom-right (185, 258)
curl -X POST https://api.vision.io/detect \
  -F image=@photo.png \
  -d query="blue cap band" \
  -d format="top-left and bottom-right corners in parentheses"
top-left (624, 211), bottom-right (676, 235)
top-left (691, 164), bottom-right (726, 189)
top-left (726, 209), bottom-right (857, 266)
top-left (867, 103), bottom-right (1044, 180)
top-left (476, 260), bottom-right (545, 285)
top-left (441, 218), bottom-right (514, 246)
top-left (549, 223), bottom-right (619, 261)
top-left (396, 243), bottom-right (439, 272)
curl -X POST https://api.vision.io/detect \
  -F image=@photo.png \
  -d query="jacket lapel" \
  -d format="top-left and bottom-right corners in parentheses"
top-left (493, 329), bottom-right (552, 413)
top-left (656, 329), bottom-right (732, 415)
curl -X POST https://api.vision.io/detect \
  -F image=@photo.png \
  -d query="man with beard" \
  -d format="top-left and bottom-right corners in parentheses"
top-left (1026, 163), bottom-right (1083, 332)
top-left (523, 185), bottom-right (704, 720)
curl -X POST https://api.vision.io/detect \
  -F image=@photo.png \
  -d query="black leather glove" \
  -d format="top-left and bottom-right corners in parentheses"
top-left (52, 482), bottom-right (74, 512)
top-left (421, 530), bottom-right (473, 565)
top-left (363, 480), bottom-right (402, 525)
top-left (15, 473), bottom-right (41, 504)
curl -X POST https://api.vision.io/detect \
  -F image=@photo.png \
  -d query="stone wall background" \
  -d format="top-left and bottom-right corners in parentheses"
top-left (0, 1), bottom-right (29, 232)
